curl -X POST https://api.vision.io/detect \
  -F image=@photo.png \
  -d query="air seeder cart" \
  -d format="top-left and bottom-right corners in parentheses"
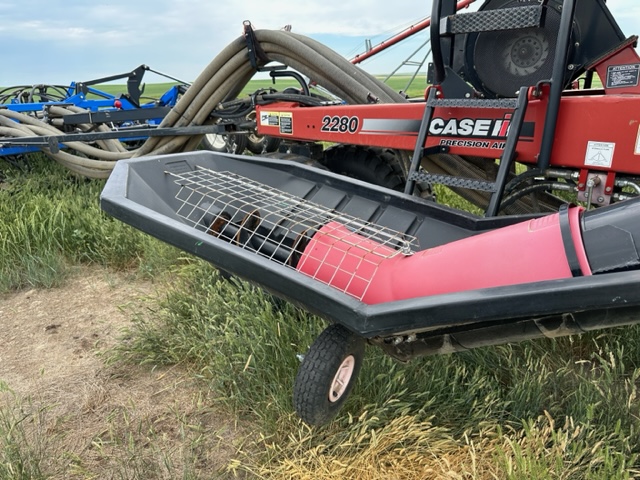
top-left (101, 0), bottom-right (640, 425)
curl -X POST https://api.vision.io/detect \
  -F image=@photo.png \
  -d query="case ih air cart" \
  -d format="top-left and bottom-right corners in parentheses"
top-left (101, 0), bottom-right (640, 425)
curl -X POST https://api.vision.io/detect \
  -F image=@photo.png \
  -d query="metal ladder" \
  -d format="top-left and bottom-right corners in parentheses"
top-left (404, 0), bottom-right (578, 217)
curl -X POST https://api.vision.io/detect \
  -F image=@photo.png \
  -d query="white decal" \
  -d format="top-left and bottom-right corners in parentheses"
top-left (260, 112), bottom-right (280, 127)
top-left (585, 141), bottom-right (615, 168)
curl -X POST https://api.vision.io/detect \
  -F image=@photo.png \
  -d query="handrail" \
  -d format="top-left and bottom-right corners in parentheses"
top-left (350, 0), bottom-right (476, 65)
top-left (537, 0), bottom-right (578, 171)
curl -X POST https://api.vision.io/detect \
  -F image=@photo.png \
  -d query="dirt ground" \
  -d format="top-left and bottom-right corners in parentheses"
top-left (0, 266), bottom-right (243, 478)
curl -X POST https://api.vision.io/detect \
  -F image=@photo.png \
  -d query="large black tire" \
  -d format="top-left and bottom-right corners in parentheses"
top-left (245, 112), bottom-right (282, 154)
top-left (323, 145), bottom-right (405, 191)
top-left (293, 323), bottom-right (365, 426)
top-left (421, 153), bottom-right (564, 214)
top-left (323, 145), bottom-right (433, 199)
top-left (201, 130), bottom-right (247, 155)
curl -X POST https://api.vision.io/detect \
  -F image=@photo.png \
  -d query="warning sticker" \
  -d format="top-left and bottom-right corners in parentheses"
top-left (279, 112), bottom-right (293, 135)
top-left (585, 141), bottom-right (615, 168)
top-left (606, 64), bottom-right (640, 89)
top-left (259, 111), bottom-right (281, 127)
top-left (259, 111), bottom-right (293, 135)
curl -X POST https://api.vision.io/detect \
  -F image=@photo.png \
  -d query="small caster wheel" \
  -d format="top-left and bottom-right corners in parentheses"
top-left (293, 323), bottom-right (365, 426)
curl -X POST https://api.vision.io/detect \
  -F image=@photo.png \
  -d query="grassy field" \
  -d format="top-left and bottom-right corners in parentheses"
top-left (0, 74), bottom-right (638, 478)
top-left (94, 74), bottom-right (428, 101)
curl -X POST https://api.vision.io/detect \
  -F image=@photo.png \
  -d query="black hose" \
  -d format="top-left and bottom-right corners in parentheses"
top-left (500, 181), bottom-right (572, 211)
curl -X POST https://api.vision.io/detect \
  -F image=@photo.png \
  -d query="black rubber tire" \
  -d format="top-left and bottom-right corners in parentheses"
top-left (245, 111), bottom-right (282, 154)
top-left (293, 323), bottom-right (365, 426)
top-left (246, 134), bottom-right (281, 154)
top-left (322, 145), bottom-right (404, 191)
top-left (201, 131), bottom-right (247, 155)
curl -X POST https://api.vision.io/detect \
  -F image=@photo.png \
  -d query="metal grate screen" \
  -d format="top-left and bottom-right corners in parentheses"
top-left (166, 166), bottom-right (418, 300)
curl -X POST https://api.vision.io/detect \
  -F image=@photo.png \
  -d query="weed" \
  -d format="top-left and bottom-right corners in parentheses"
top-left (0, 383), bottom-right (55, 480)
top-left (0, 155), bottom-right (179, 292)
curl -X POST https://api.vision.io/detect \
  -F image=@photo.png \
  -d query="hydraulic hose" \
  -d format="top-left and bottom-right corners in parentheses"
top-left (3, 28), bottom-right (408, 176)
top-left (0, 24), bottom-right (501, 204)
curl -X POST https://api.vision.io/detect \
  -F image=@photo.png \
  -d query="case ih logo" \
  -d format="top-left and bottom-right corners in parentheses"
top-left (429, 113), bottom-right (516, 139)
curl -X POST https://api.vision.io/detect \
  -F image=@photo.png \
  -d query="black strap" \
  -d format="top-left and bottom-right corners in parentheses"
top-left (558, 204), bottom-right (583, 277)
top-left (243, 21), bottom-right (269, 70)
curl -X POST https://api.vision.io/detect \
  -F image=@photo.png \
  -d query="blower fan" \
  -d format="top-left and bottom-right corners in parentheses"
top-left (459, 0), bottom-right (626, 98)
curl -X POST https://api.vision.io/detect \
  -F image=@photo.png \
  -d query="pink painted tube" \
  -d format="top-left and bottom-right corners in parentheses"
top-left (296, 206), bottom-right (591, 304)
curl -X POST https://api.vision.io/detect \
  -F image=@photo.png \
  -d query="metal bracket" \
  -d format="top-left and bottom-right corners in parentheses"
top-left (243, 20), bottom-right (270, 70)
top-left (76, 64), bottom-right (148, 106)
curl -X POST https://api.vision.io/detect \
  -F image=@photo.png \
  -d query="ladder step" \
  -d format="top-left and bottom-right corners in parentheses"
top-left (408, 171), bottom-right (496, 192)
top-left (427, 97), bottom-right (518, 109)
top-left (443, 5), bottom-right (543, 35)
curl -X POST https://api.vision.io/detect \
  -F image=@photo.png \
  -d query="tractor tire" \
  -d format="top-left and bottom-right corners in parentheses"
top-left (323, 145), bottom-right (433, 199)
top-left (421, 153), bottom-right (564, 215)
top-left (246, 112), bottom-right (282, 154)
top-left (293, 323), bottom-right (365, 426)
top-left (322, 145), bottom-right (405, 191)
top-left (246, 134), bottom-right (282, 154)
top-left (201, 131), bottom-right (247, 155)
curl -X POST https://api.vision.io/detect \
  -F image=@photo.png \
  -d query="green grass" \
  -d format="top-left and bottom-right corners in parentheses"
top-left (0, 155), bottom-right (183, 291)
top-left (116, 258), bottom-right (640, 478)
top-left (91, 74), bottom-right (427, 102)
top-left (1, 74), bottom-right (639, 478)
top-left (93, 82), bottom-right (181, 102)
top-left (0, 382), bottom-right (55, 480)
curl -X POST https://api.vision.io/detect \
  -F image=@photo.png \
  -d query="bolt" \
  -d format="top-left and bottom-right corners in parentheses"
top-left (597, 196), bottom-right (605, 203)
top-left (605, 186), bottom-right (612, 193)
top-left (567, 64), bottom-right (575, 71)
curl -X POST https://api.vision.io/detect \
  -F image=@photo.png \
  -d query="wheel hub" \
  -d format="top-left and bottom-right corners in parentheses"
top-left (329, 355), bottom-right (356, 402)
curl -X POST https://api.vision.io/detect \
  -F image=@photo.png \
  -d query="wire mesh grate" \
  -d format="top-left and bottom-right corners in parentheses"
top-left (166, 166), bottom-right (418, 300)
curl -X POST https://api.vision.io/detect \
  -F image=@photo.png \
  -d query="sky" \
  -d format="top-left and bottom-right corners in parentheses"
top-left (1, 1), bottom-right (639, 87)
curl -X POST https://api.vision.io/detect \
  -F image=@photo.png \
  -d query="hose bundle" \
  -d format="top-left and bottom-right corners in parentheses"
top-left (0, 28), bottom-right (558, 214)
top-left (0, 29), bottom-right (407, 179)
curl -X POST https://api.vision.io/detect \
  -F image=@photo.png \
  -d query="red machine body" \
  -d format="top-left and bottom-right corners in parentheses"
top-left (258, 88), bottom-right (640, 171)
top-left (257, 36), bottom-right (640, 208)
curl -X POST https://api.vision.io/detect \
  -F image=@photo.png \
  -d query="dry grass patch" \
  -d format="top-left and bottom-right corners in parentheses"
top-left (0, 267), bottom-right (245, 479)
